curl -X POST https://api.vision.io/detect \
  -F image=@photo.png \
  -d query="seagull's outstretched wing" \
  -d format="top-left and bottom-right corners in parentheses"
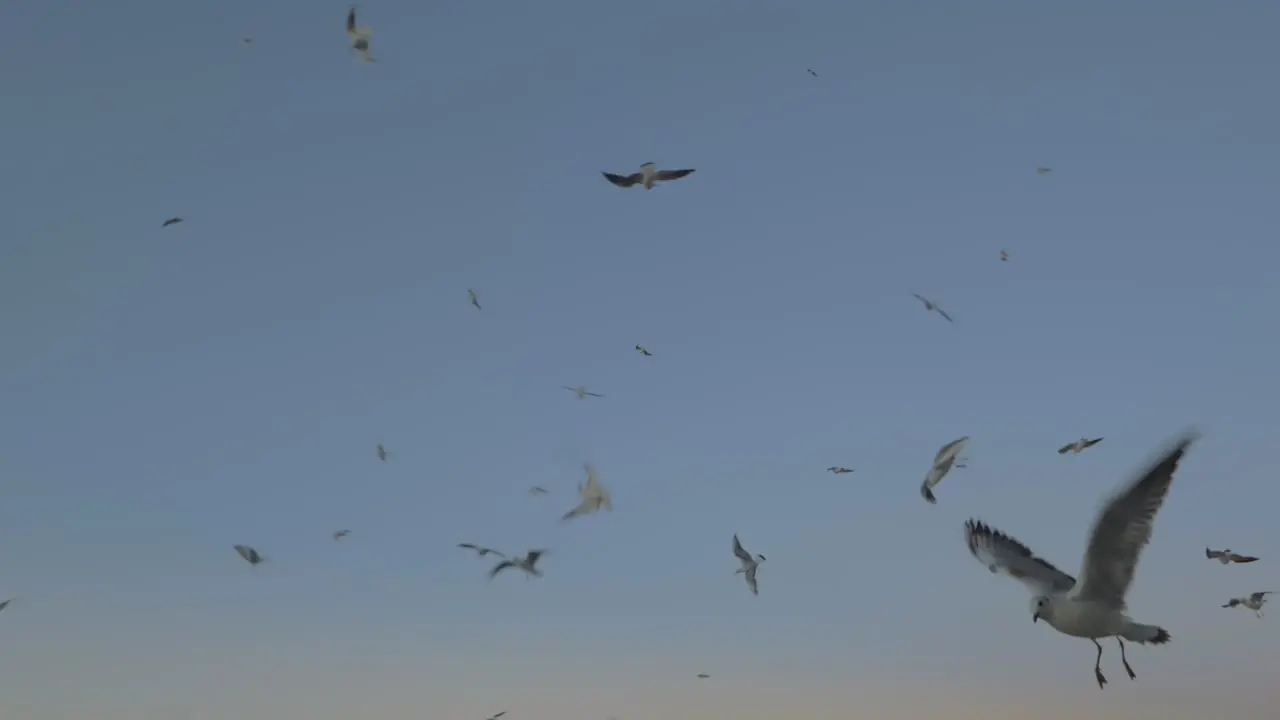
top-left (911, 293), bottom-right (929, 307)
top-left (732, 534), bottom-right (754, 566)
top-left (1223, 598), bottom-right (1242, 608)
top-left (1206, 547), bottom-right (1223, 559)
top-left (603, 172), bottom-right (641, 188)
top-left (933, 436), bottom-right (968, 466)
top-left (1251, 591), bottom-right (1274, 603)
top-left (1069, 433), bottom-right (1198, 609)
top-left (654, 168), bottom-right (695, 182)
top-left (584, 463), bottom-right (612, 511)
top-left (1084, 437), bottom-right (1104, 448)
top-left (1057, 442), bottom-right (1076, 454)
top-left (1229, 553), bottom-right (1260, 563)
top-left (0, 598), bottom-right (12, 612)
top-left (488, 560), bottom-right (516, 579)
top-left (965, 520), bottom-right (1077, 595)
top-left (584, 391), bottom-right (605, 398)
top-left (744, 565), bottom-right (759, 595)
top-left (346, 7), bottom-right (357, 34)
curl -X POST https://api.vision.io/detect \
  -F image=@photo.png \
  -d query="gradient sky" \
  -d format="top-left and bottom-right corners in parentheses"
top-left (2, 0), bottom-right (1278, 718)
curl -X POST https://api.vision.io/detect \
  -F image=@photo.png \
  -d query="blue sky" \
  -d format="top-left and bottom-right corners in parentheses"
top-left (1, 0), bottom-right (1278, 717)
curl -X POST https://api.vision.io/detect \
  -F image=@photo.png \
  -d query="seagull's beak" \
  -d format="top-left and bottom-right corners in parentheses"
top-left (1032, 612), bottom-right (1040, 624)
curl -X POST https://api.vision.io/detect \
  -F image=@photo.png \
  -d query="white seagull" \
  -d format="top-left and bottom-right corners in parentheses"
top-left (602, 162), bottom-right (695, 191)
top-left (489, 550), bottom-right (548, 580)
top-left (561, 463), bottom-right (612, 522)
top-left (911, 293), bottom-right (954, 323)
top-left (1205, 547), bottom-right (1259, 564)
top-left (346, 7), bottom-right (375, 62)
top-left (332, 529), bottom-right (351, 541)
top-left (1223, 591), bottom-right (1274, 618)
top-left (561, 385), bottom-right (604, 399)
top-left (732, 534), bottom-right (766, 596)
top-left (1058, 437), bottom-right (1104, 455)
top-left (457, 543), bottom-right (504, 558)
top-left (920, 436), bottom-right (968, 504)
top-left (528, 486), bottom-right (549, 496)
top-left (962, 432), bottom-right (1197, 689)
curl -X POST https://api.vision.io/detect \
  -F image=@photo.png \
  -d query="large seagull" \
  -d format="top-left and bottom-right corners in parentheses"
top-left (561, 463), bottom-right (612, 522)
top-left (961, 432), bottom-right (1196, 689)
top-left (602, 162), bottom-right (696, 190)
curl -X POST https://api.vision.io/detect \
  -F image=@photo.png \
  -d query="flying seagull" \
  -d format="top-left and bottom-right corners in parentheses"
top-left (561, 385), bottom-right (604, 399)
top-left (1036, 167), bottom-right (1053, 175)
top-left (827, 466), bottom-right (854, 474)
top-left (234, 544), bottom-right (265, 568)
top-left (487, 712), bottom-right (508, 720)
top-left (732, 534), bottom-right (766, 596)
top-left (240, 37), bottom-right (253, 45)
top-left (490, 549), bottom-right (547, 579)
top-left (1059, 437), bottom-right (1104, 455)
top-left (1205, 548), bottom-right (1259, 564)
top-left (468, 288), bottom-right (481, 310)
top-left (346, 7), bottom-right (375, 62)
top-left (528, 486), bottom-right (549, 496)
top-left (0, 598), bottom-right (13, 613)
top-left (911, 293), bottom-right (954, 323)
top-left (961, 432), bottom-right (1196, 689)
top-left (602, 162), bottom-right (695, 191)
top-left (376, 444), bottom-right (388, 462)
top-left (696, 673), bottom-right (711, 679)
top-left (561, 463), bottom-right (612, 522)
top-left (920, 436), bottom-right (968, 504)
top-left (999, 249), bottom-right (1010, 262)
top-left (332, 530), bottom-right (351, 541)
top-left (635, 344), bottom-right (653, 356)
top-left (161, 217), bottom-right (183, 228)
top-left (806, 68), bottom-right (818, 77)
top-left (1223, 591), bottom-right (1274, 618)
top-left (457, 543), bottom-right (504, 558)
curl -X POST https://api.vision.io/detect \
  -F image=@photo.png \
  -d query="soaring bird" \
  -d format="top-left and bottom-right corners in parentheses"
top-left (1036, 167), bottom-right (1053, 175)
top-left (376, 444), bottom-right (389, 462)
top-left (234, 544), bottom-right (265, 568)
top-left (561, 463), bottom-right (612, 522)
top-left (999, 249), bottom-right (1010, 262)
top-left (961, 434), bottom-right (1196, 689)
top-left (487, 712), bottom-right (508, 720)
top-left (920, 436), bottom-right (968, 504)
top-left (602, 162), bottom-right (696, 191)
top-left (561, 385), bottom-right (604, 399)
top-left (826, 466), bottom-right (854, 474)
top-left (346, 7), bottom-right (375, 62)
top-left (806, 68), bottom-right (818, 77)
top-left (732, 534), bottom-right (766, 596)
top-left (161, 217), bottom-right (183, 228)
top-left (635, 344), bottom-right (653, 356)
top-left (1206, 548), bottom-right (1259, 564)
top-left (332, 530), bottom-right (351, 541)
top-left (1223, 591), bottom-right (1274, 618)
top-left (0, 598), bottom-right (13, 613)
top-left (468, 288), bottom-right (481, 310)
top-left (911, 293), bottom-right (954, 323)
top-left (696, 673), bottom-right (711, 679)
top-left (1058, 437), bottom-right (1104, 455)
top-left (528, 486), bottom-right (549, 496)
top-left (490, 550), bottom-right (547, 579)
top-left (458, 543), bottom-right (504, 558)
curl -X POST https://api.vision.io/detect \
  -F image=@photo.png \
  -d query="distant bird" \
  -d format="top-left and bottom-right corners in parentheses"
top-left (240, 37), bottom-right (253, 45)
top-left (468, 288), bottom-right (481, 310)
top-left (161, 217), bottom-right (183, 228)
top-left (1058, 437), bottom-right (1104, 455)
top-left (346, 7), bottom-right (375, 62)
top-left (696, 673), bottom-right (711, 679)
top-left (920, 436), bottom-right (968, 504)
top-left (911, 293), bottom-right (954, 323)
top-left (561, 463), bottom-right (612, 522)
top-left (1206, 548), bottom-right (1259, 564)
top-left (999, 249), bottom-right (1010, 262)
top-left (528, 486), bottom-right (549, 496)
top-left (827, 466), bottom-right (854, 474)
top-left (635, 344), bottom-right (653, 357)
top-left (0, 598), bottom-right (12, 613)
top-left (332, 530), bottom-right (351, 541)
top-left (487, 712), bottom-right (508, 720)
top-left (457, 543), bottom-right (504, 558)
top-left (376, 444), bottom-right (388, 462)
top-left (602, 162), bottom-right (696, 191)
top-left (1223, 591), bottom-right (1274, 618)
top-left (806, 68), bottom-right (818, 77)
top-left (234, 544), bottom-right (265, 568)
top-left (1036, 167), bottom-right (1053, 175)
top-left (732, 534), bottom-right (765, 596)
top-left (561, 385), bottom-right (604, 399)
top-left (490, 550), bottom-right (547, 579)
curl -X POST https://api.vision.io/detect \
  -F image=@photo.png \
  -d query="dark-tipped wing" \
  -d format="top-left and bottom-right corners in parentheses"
top-left (234, 544), bottom-right (260, 564)
top-left (1057, 442), bottom-right (1075, 454)
top-left (603, 172), bottom-right (641, 188)
top-left (1251, 591), bottom-right (1274, 602)
top-left (525, 550), bottom-right (546, 567)
top-left (1084, 437), bottom-right (1104, 448)
top-left (935, 307), bottom-right (955, 323)
top-left (1230, 554), bottom-right (1259, 563)
top-left (1071, 433), bottom-right (1198, 608)
top-left (654, 168), bottom-right (695, 182)
top-left (347, 7), bottom-right (357, 33)
top-left (965, 520), bottom-right (1076, 595)
top-left (1223, 598), bottom-right (1241, 608)
top-left (732, 534), bottom-right (753, 564)
top-left (488, 560), bottom-right (515, 578)
top-left (584, 391), bottom-right (604, 397)
top-left (162, 217), bottom-right (182, 227)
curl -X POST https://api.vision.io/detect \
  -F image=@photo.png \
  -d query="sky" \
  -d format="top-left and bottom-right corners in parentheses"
top-left (1, 0), bottom-right (1278, 717)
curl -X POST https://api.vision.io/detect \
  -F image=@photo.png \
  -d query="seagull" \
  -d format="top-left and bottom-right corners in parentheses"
top-left (732, 534), bottom-right (766, 596)
top-left (487, 712), bottom-right (508, 720)
top-left (458, 543), bottom-right (504, 558)
top-left (1223, 591), bottom-right (1274, 618)
top-left (920, 436), bottom-right (968, 504)
top-left (469, 288), bottom-right (481, 310)
top-left (528, 486), bottom-right (549, 496)
top-left (696, 673), bottom-right (711, 679)
top-left (376, 444), bottom-right (388, 462)
top-left (240, 37), bottom-right (253, 46)
top-left (346, 7), bottom-right (375, 62)
top-left (1059, 437), bottom-right (1104, 454)
top-left (332, 530), bottom-right (351, 541)
top-left (0, 598), bottom-right (13, 613)
top-left (561, 385), bottom-right (604, 399)
top-left (1205, 548), bottom-right (1259, 564)
top-left (602, 162), bottom-right (695, 191)
top-left (827, 466), bottom-right (854, 474)
top-left (999, 249), bottom-right (1010, 262)
top-left (962, 433), bottom-right (1196, 689)
top-left (911, 293), bottom-right (954, 323)
top-left (635, 344), bottom-right (653, 356)
top-left (1036, 167), bottom-right (1053, 175)
top-left (490, 550), bottom-right (547, 579)
top-left (234, 544), bottom-right (265, 568)
top-left (161, 217), bottom-right (183, 228)
top-left (561, 463), bottom-right (612, 522)
top-left (806, 68), bottom-right (818, 77)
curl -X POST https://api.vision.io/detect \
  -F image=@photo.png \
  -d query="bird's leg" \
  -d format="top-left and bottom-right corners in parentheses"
top-left (1116, 638), bottom-right (1137, 680)
top-left (1092, 639), bottom-right (1107, 689)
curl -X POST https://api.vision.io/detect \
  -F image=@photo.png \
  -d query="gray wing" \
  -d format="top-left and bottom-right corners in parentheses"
top-left (654, 168), bottom-right (695, 182)
top-left (744, 565), bottom-right (759, 595)
top-left (935, 306), bottom-right (954, 323)
top-left (1069, 433), bottom-right (1198, 608)
top-left (234, 545), bottom-right (257, 563)
top-left (0, 598), bottom-right (11, 612)
top-left (911, 293), bottom-right (929, 307)
top-left (965, 520), bottom-right (1077, 595)
top-left (932, 436), bottom-right (969, 466)
top-left (1251, 591), bottom-right (1275, 603)
top-left (603, 172), bottom-right (641, 188)
top-left (1057, 442), bottom-right (1076, 454)
top-left (1223, 598), bottom-right (1241, 608)
top-left (732, 534), bottom-right (754, 565)
top-left (489, 560), bottom-right (516, 579)
top-left (584, 391), bottom-right (604, 397)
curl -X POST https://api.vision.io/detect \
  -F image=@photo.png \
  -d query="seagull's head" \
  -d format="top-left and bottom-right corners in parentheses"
top-left (1030, 596), bottom-right (1053, 624)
